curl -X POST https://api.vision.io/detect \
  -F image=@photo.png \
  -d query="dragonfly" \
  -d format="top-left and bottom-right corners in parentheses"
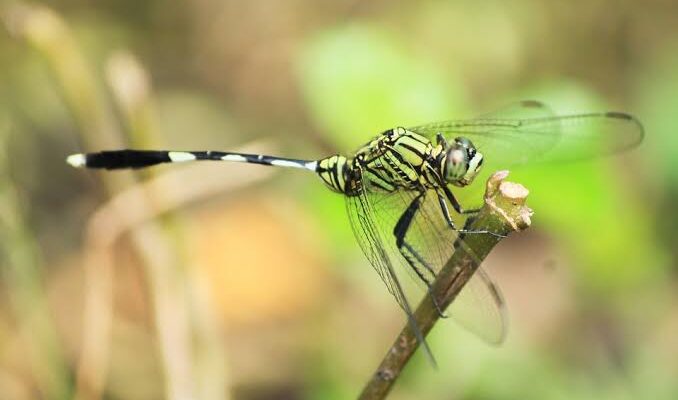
top-left (67, 100), bottom-right (644, 364)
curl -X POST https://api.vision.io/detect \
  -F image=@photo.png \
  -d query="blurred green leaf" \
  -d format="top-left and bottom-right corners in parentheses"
top-left (298, 24), bottom-right (467, 150)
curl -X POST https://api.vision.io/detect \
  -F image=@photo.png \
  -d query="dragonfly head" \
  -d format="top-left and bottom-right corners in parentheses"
top-left (444, 137), bottom-right (484, 187)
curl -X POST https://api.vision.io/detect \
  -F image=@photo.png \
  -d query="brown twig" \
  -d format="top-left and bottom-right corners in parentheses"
top-left (358, 170), bottom-right (533, 400)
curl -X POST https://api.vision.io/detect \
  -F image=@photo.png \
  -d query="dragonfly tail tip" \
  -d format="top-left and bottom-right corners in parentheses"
top-left (66, 153), bottom-right (86, 168)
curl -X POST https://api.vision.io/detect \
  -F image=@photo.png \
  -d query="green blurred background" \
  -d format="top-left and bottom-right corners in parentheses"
top-left (0, 1), bottom-right (676, 399)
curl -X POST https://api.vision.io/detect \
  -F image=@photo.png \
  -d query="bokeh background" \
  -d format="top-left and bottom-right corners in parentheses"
top-left (0, 1), bottom-right (676, 399)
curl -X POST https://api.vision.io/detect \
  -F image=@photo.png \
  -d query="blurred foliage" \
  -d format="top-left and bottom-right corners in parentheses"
top-left (299, 25), bottom-right (467, 149)
top-left (0, 1), bottom-right (676, 399)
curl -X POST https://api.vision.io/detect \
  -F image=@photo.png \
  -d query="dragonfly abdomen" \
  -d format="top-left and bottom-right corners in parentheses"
top-left (67, 149), bottom-right (319, 171)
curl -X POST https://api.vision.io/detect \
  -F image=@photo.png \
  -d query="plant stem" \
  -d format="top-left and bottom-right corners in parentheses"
top-left (358, 170), bottom-right (532, 400)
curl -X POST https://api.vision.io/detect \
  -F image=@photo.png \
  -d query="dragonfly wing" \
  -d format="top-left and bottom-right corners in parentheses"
top-left (357, 169), bottom-right (508, 345)
top-left (408, 102), bottom-right (643, 210)
top-left (449, 265), bottom-right (508, 344)
top-left (345, 172), bottom-right (437, 364)
top-left (345, 191), bottom-right (410, 311)
top-left (408, 102), bottom-right (644, 170)
top-left (476, 99), bottom-right (556, 120)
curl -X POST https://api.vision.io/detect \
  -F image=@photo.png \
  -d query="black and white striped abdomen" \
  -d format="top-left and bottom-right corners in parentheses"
top-left (67, 149), bottom-right (319, 171)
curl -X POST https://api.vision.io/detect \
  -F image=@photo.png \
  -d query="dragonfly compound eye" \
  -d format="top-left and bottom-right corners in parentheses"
top-left (462, 150), bottom-right (483, 184)
top-left (445, 137), bottom-right (481, 186)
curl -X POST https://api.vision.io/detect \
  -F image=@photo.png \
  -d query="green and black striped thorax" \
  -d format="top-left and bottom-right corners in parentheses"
top-left (315, 127), bottom-right (451, 196)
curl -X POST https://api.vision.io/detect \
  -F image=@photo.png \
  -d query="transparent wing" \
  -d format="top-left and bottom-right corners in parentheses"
top-left (449, 265), bottom-right (508, 344)
top-left (408, 100), bottom-right (644, 170)
top-left (345, 189), bottom-right (410, 311)
top-left (475, 99), bottom-right (556, 120)
top-left (356, 168), bottom-right (508, 344)
top-left (345, 174), bottom-right (436, 364)
top-left (408, 100), bottom-right (644, 211)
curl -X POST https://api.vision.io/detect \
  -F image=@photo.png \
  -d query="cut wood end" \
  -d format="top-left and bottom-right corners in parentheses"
top-left (499, 181), bottom-right (529, 204)
top-left (485, 170), bottom-right (509, 198)
top-left (484, 171), bottom-right (532, 231)
top-left (518, 206), bottom-right (534, 229)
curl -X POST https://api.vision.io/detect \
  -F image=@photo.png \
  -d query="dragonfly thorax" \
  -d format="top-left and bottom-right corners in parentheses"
top-left (316, 128), bottom-right (462, 196)
top-left (443, 137), bottom-right (484, 187)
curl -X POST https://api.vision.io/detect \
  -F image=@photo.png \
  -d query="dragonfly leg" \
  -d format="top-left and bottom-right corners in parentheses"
top-left (460, 207), bottom-right (482, 215)
top-left (401, 243), bottom-right (449, 318)
top-left (393, 191), bottom-right (449, 318)
top-left (441, 186), bottom-right (506, 238)
top-left (436, 190), bottom-right (457, 229)
top-left (442, 185), bottom-right (466, 214)
top-left (436, 132), bottom-right (448, 148)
